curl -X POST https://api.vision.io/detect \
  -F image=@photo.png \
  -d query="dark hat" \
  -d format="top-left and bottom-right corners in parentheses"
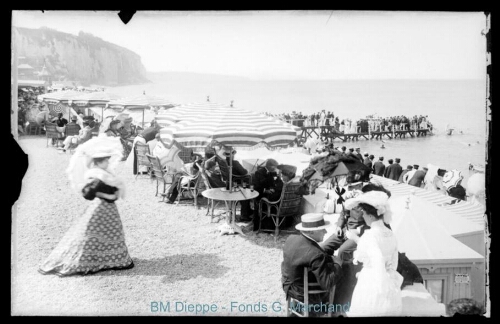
top-left (364, 153), bottom-right (369, 157)
top-left (369, 155), bottom-right (374, 159)
top-left (71, 115), bottom-right (78, 120)
top-left (379, 156), bottom-right (384, 160)
top-left (413, 164), bottom-right (419, 169)
top-left (341, 146), bottom-right (346, 150)
top-left (395, 158), bottom-right (401, 163)
top-left (349, 148), bottom-right (354, 152)
top-left (109, 119), bottom-right (121, 126)
top-left (388, 159), bottom-right (393, 163)
top-left (266, 159), bottom-right (279, 168)
top-left (407, 165), bottom-right (413, 169)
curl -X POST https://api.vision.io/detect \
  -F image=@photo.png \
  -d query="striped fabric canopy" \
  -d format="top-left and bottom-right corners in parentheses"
top-left (72, 92), bottom-right (123, 107)
top-left (106, 94), bottom-right (177, 109)
top-left (39, 90), bottom-right (82, 105)
top-left (156, 102), bottom-right (301, 148)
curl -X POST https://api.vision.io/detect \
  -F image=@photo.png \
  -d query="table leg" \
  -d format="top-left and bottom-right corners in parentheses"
top-left (218, 201), bottom-right (245, 236)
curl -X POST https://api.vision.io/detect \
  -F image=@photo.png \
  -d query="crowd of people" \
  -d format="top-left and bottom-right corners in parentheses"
top-left (264, 110), bottom-right (433, 134)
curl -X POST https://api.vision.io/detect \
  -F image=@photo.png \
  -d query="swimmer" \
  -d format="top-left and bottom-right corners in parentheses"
top-left (381, 144), bottom-right (385, 149)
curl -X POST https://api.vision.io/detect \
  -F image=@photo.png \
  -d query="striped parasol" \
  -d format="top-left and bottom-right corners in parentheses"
top-left (72, 92), bottom-right (123, 107)
top-left (156, 102), bottom-right (301, 149)
top-left (50, 102), bottom-right (66, 115)
top-left (106, 94), bottom-right (177, 109)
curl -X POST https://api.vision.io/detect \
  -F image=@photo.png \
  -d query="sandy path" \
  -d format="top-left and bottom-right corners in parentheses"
top-left (12, 136), bottom-right (290, 316)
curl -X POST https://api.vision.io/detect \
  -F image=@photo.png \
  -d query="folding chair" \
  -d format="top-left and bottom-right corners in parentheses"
top-left (135, 142), bottom-right (152, 179)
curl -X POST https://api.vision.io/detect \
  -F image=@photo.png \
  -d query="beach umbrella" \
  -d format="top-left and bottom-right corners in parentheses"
top-left (442, 169), bottom-right (463, 191)
top-left (156, 102), bottom-right (301, 148)
top-left (107, 94), bottom-right (177, 126)
top-left (156, 102), bottom-right (300, 190)
top-left (40, 90), bottom-right (81, 105)
top-left (72, 91), bottom-right (123, 107)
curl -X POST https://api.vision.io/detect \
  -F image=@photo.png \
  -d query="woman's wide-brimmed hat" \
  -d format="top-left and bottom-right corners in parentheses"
top-left (295, 213), bottom-right (332, 231)
top-left (345, 191), bottom-right (391, 217)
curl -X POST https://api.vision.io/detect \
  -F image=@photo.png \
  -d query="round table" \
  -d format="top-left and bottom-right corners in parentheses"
top-left (202, 188), bottom-right (259, 235)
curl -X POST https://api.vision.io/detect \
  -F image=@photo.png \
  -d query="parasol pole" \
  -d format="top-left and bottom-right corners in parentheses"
top-left (229, 146), bottom-right (233, 190)
top-left (142, 107), bottom-right (145, 128)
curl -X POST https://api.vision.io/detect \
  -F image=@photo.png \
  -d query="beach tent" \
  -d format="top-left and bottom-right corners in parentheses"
top-left (389, 194), bottom-right (485, 305)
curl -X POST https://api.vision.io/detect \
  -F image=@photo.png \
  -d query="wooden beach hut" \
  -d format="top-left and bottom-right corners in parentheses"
top-left (389, 194), bottom-right (486, 306)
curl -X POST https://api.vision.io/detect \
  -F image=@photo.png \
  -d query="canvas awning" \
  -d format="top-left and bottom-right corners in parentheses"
top-left (17, 79), bottom-right (48, 87)
top-left (371, 175), bottom-right (485, 226)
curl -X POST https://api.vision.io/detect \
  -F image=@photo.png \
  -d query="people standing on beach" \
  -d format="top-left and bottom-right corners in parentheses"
top-left (364, 154), bottom-right (374, 169)
top-left (385, 158), bottom-right (403, 181)
top-left (399, 165), bottom-right (413, 183)
top-left (354, 148), bottom-right (364, 163)
top-left (39, 136), bottom-right (134, 276)
top-left (408, 166), bottom-right (427, 188)
top-left (373, 156), bottom-right (386, 176)
top-left (403, 165), bottom-right (418, 184)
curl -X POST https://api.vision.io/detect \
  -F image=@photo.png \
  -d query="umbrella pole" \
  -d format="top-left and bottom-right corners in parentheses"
top-left (142, 109), bottom-right (145, 128)
top-left (229, 148), bottom-right (233, 191)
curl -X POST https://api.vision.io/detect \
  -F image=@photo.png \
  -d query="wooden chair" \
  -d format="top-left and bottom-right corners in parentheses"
top-left (178, 147), bottom-right (194, 164)
top-left (45, 122), bottom-right (64, 147)
top-left (197, 161), bottom-right (224, 222)
top-left (146, 154), bottom-right (171, 200)
top-left (258, 180), bottom-right (303, 241)
top-left (176, 171), bottom-right (202, 208)
top-left (135, 142), bottom-right (151, 179)
top-left (65, 124), bottom-right (81, 137)
top-left (27, 122), bottom-right (41, 135)
top-left (286, 267), bottom-right (336, 317)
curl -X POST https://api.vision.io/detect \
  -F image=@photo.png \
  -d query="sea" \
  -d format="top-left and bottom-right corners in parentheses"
top-left (106, 75), bottom-right (488, 186)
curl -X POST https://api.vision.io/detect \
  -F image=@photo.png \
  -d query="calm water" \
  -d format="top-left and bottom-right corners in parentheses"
top-left (108, 77), bottom-right (488, 186)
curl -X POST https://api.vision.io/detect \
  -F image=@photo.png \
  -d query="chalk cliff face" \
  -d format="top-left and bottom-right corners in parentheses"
top-left (14, 27), bottom-right (150, 86)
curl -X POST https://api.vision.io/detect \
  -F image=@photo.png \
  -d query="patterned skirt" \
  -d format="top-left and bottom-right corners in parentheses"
top-left (39, 199), bottom-right (134, 276)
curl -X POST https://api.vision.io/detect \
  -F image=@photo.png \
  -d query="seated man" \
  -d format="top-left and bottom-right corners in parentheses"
top-left (281, 213), bottom-right (343, 316)
top-left (58, 121), bottom-right (92, 153)
top-left (252, 158), bottom-right (284, 231)
top-left (213, 144), bottom-right (252, 219)
top-left (204, 159), bottom-right (226, 188)
top-left (164, 158), bottom-right (202, 204)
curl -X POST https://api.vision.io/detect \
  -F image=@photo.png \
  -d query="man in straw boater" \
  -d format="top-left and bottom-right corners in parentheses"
top-left (281, 213), bottom-right (344, 317)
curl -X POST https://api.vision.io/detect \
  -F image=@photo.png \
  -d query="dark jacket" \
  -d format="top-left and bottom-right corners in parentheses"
top-left (252, 166), bottom-right (284, 201)
top-left (373, 161), bottom-right (386, 176)
top-left (385, 163), bottom-right (403, 181)
top-left (82, 179), bottom-right (118, 203)
top-left (408, 170), bottom-right (427, 187)
top-left (281, 234), bottom-right (343, 303)
top-left (139, 127), bottom-right (159, 142)
top-left (363, 157), bottom-right (372, 169)
top-left (207, 170), bottom-right (226, 188)
top-left (215, 155), bottom-right (248, 182)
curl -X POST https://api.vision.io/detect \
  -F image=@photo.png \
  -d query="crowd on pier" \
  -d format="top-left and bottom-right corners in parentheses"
top-left (264, 111), bottom-right (433, 133)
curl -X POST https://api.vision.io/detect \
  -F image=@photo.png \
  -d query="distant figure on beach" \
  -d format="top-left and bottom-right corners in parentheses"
top-left (373, 156), bottom-right (386, 176)
top-left (381, 144), bottom-right (385, 149)
top-left (39, 136), bottom-right (134, 276)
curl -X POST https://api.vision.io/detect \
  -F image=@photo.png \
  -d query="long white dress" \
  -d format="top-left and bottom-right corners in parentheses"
top-left (348, 220), bottom-right (403, 317)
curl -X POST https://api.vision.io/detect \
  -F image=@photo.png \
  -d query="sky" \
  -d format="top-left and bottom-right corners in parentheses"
top-left (12, 10), bottom-right (488, 80)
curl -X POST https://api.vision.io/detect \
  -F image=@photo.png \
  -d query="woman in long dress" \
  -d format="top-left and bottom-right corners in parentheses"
top-left (344, 191), bottom-right (403, 317)
top-left (39, 136), bottom-right (134, 276)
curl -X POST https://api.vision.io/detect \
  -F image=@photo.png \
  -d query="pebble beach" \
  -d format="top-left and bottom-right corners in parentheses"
top-left (12, 135), bottom-right (291, 316)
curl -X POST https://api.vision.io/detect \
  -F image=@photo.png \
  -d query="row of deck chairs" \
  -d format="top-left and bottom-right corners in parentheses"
top-left (44, 122), bottom-right (101, 151)
top-left (135, 142), bottom-right (304, 241)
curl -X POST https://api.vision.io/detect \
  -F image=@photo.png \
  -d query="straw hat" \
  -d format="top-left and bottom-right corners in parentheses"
top-left (295, 213), bottom-right (332, 231)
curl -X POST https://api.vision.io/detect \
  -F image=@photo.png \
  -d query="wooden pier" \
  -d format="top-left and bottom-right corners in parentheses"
top-left (298, 126), bottom-right (431, 142)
